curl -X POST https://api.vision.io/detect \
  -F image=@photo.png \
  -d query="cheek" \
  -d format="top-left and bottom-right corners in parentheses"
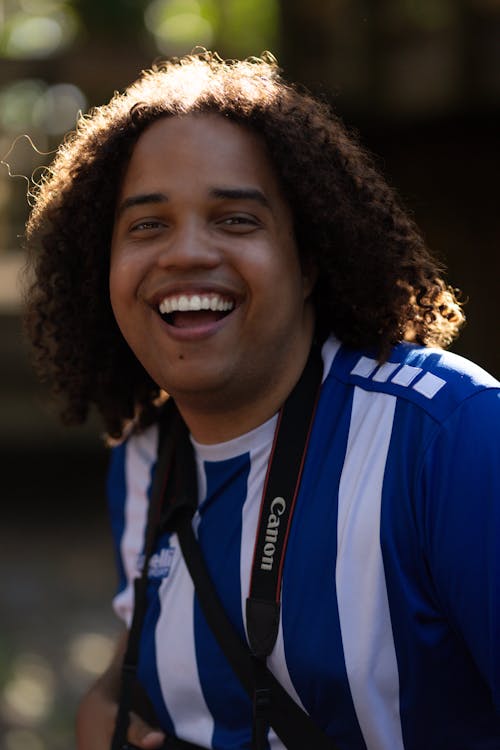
top-left (109, 246), bottom-right (136, 296)
top-left (251, 235), bottom-right (301, 283)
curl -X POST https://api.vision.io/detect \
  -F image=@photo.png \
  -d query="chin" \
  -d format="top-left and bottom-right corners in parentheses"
top-left (161, 374), bottom-right (231, 403)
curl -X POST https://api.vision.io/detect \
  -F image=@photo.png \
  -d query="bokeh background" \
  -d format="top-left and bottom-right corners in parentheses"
top-left (1, 1), bottom-right (499, 748)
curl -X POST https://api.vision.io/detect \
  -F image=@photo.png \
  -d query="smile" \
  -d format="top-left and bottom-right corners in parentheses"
top-left (158, 292), bottom-right (236, 329)
top-left (159, 293), bottom-right (235, 315)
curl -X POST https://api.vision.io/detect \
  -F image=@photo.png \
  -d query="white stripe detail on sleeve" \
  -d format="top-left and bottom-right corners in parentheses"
top-left (113, 427), bottom-right (158, 626)
top-left (390, 365), bottom-right (422, 387)
top-left (350, 356), bottom-right (379, 378)
top-left (155, 535), bottom-right (214, 747)
top-left (372, 362), bottom-right (399, 383)
top-left (412, 371), bottom-right (446, 399)
top-left (336, 388), bottom-right (404, 750)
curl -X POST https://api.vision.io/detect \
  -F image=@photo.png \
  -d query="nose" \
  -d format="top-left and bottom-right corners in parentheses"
top-left (156, 220), bottom-right (221, 270)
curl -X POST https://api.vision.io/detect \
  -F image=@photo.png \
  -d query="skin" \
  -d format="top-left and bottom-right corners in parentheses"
top-left (110, 113), bottom-right (316, 444)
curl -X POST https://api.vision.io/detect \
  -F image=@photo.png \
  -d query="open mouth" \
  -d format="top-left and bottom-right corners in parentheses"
top-left (158, 293), bottom-right (236, 328)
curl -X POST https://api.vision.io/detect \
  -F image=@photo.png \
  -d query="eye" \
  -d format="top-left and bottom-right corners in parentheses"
top-left (130, 219), bottom-right (165, 232)
top-left (217, 215), bottom-right (261, 232)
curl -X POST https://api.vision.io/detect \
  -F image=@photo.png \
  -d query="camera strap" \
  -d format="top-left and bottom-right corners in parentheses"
top-left (112, 399), bottom-right (179, 750)
top-left (113, 342), bottom-right (340, 750)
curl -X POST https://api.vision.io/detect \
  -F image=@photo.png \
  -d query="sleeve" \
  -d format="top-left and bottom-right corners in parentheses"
top-left (418, 387), bottom-right (500, 710)
top-left (106, 424), bottom-right (159, 627)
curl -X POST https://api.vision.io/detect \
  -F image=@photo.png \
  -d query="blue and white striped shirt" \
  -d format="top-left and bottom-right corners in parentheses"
top-left (108, 336), bottom-right (500, 749)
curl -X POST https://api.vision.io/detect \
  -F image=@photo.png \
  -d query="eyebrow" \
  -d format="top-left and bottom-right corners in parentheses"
top-left (116, 192), bottom-right (167, 217)
top-left (116, 186), bottom-right (271, 217)
top-left (210, 187), bottom-right (271, 209)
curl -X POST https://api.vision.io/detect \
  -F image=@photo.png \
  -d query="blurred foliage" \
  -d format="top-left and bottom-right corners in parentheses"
top-left (145, 0), bottom-right (219, 53)
top-left (0, 80), bottom-right (86, 135)
top-left (0, 0), bottom-right (279, 59)
top-left (0, 1), bottom-right (81, 59)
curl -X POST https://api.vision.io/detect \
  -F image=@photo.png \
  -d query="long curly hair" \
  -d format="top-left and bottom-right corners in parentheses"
top-left (24, 51), bottom-right (464, 439)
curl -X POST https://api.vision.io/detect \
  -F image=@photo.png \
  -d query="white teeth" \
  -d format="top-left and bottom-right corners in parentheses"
top-left (158, 293), bottom-right (235, 315)
top-left (178, 295), bottom-right (189, 311)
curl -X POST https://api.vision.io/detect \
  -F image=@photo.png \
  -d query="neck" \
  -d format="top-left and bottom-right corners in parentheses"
top-left (176, 322), bottom-right (316, 445)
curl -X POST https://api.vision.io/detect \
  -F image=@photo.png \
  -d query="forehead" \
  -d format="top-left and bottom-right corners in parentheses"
top-left (119, 113), bottom-right (284, 199)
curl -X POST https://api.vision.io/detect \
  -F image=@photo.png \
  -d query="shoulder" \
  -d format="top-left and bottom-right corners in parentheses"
top-left (323, 336), bottom-right (500, 424)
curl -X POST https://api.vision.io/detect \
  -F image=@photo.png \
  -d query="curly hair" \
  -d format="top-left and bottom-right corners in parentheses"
top-left (23, 50), bottom-right (464, 439)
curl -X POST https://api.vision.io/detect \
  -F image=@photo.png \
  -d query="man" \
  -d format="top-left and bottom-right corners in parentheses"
top-left (24, 52), bottom-right (500, 750)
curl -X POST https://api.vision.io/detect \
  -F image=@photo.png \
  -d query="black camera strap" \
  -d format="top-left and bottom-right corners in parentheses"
top-left (113, 343), bottom-right (340, 750)
top-left (244, 341), bottom-right (324, 748)
top-left (112, 400), bottom-right (179, 750)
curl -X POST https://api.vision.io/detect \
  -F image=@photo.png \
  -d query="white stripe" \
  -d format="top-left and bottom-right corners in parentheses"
top-left (155, 534), bottom-right (214, 746)
top-left (195, 454), bottom-right (208, 507)
top-left (351, 356), bottom-right (379, 378)
top-left (268, 614), bottom-right (307, 710)
top-left (113, 427), bottom-right (158, 626)
top-left (192, 454), bottom-right (207, 538)
top-left (372, 362), bottom-right (399, 383)
top-left (266, 615), bottom-right (306, 750)
top-left (336, 388), bottom-right (404, 750)
top-left (412, 371), bottom-right (446, 399)
top-left (391, 364), bottom-right (421, 387)
top-left (321, 334), bottom-right (342, 382)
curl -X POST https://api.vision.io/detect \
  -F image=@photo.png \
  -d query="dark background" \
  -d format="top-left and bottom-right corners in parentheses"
top-left (0, 1), bottom-right (499, 747)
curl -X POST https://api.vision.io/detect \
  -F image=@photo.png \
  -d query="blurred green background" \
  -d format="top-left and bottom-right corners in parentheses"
top-left (1, 1), bottom-right (499, 748)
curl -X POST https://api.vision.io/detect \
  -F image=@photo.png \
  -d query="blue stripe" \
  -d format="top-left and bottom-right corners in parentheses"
top-left (107, 444), bottom-right (128, 594)
top-left (194, 454), bottom-right (254, 750)
top-left (379, 399), bottom-right (440, 748)
top-left (381, 396), bottom-right (500, 747)
top-left (281, 379), bottom-right (367, 749)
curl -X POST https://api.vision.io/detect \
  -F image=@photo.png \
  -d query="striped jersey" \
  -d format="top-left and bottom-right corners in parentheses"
top-left (108, 335), bottom-right (500, 750)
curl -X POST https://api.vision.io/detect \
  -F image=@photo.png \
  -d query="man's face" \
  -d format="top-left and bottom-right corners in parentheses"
top-left (110, 113), bottom-right (316, 441)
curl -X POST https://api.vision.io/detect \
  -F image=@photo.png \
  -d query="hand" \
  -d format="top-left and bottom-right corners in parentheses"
top-left (76, 681), bottom-right (166, 749)
top-left (125, 711), bottom-right (166, 749)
